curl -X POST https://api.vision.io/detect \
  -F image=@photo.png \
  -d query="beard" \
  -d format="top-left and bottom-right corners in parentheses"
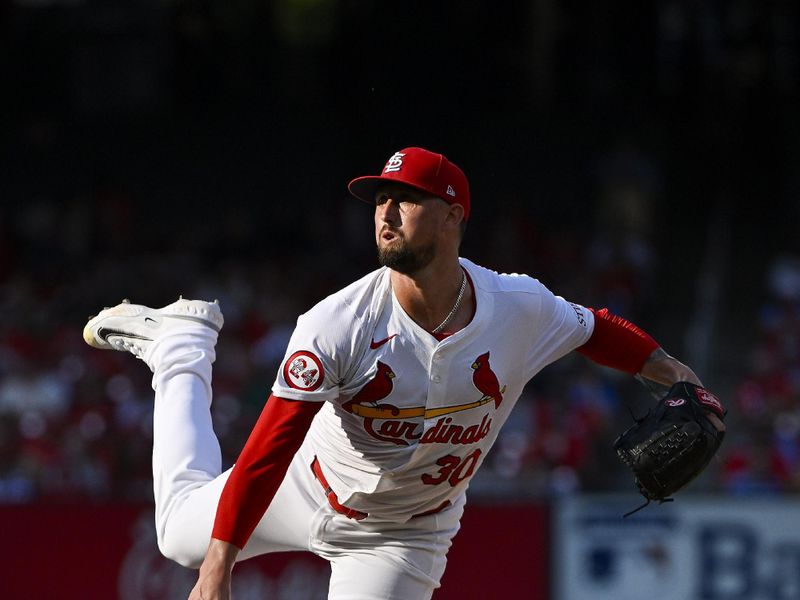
top-left (377, 236), bottom-right (436, 275)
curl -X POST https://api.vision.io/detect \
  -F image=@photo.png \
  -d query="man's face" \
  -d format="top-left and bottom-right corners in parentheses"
top-left (373, 183), bottom-right (448, 275)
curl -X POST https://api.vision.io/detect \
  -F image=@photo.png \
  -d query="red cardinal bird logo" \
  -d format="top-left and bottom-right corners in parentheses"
top-left (471, 352), bottom-right (506, 409)
top-left (344, 361), bottom-right (413, 446)
top-left (343, 361), bottom-right (396, 414)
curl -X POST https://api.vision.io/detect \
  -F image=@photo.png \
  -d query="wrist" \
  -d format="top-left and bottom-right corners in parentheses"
top-left (200, 538), bottom-right (240, 575)
top-left (638, 350), bottom-right (703, 388)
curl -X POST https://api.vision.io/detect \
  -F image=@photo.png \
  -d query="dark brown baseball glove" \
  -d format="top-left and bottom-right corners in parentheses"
top-left (614, 381), bottom-right (726, 515)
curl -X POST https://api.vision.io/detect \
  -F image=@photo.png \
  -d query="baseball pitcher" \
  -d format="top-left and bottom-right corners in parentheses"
top-left (84, 147), bottom-right (725, 599)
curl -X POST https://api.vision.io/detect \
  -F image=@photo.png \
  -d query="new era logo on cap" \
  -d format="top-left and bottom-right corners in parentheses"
top-left (347, 147), bottom-right (471, 220)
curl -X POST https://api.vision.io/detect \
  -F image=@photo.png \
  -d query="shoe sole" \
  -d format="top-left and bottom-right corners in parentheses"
top-left (83, 298), bottom-right (223, 350)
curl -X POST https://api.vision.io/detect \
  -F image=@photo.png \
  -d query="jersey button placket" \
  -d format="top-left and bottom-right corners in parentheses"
top-left (430, 350), bottom-right (443, 384)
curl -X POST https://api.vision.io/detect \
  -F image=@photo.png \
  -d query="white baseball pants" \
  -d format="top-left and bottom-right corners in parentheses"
top-left (145, 325), bottom-right (463, 600)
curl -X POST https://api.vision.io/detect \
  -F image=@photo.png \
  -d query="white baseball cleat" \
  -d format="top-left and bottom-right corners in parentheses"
top-left (83, 297), bottom-right (224, 359)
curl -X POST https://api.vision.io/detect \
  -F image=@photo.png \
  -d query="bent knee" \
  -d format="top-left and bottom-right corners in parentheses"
top-left (157, 527), bottom-right (207, 569)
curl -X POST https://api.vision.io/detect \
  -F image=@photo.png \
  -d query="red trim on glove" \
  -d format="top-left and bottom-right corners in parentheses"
top-left (211, 394), bottom-right (322, 549)
top-left (576, 308), bottom-right (660, 374)
top-left (692, 385), bottom-right (726, 418)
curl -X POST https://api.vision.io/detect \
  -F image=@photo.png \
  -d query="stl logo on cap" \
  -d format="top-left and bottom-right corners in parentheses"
top-left (383, 152), bottom-right (406, 173)
top-left (283, 350), bottom-right (324, 391)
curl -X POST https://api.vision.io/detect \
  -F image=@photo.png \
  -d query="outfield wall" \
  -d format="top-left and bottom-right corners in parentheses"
top-left (554, 495), bottom-right (800, 600)
top-left (3, 497), bottom-right (796, 599)
top-left (1, 503), bottom-right (548, 599)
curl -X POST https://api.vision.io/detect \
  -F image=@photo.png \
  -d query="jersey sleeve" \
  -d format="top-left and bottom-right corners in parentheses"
top-left (524, 286), bottom-right (595, 374)
top-left (272, 307), bottom-right (355, 402)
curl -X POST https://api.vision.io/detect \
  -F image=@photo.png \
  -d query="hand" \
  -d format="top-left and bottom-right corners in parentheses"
top-left (188, 570), bottom-right (231, 600)
top-left (188, 539), bottom-right (239, 600)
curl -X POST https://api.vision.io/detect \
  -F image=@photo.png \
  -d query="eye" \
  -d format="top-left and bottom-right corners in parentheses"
top-left (375, 193), bottom-right (389, 205)
top-left (397, 193), bottom-right (420, 205)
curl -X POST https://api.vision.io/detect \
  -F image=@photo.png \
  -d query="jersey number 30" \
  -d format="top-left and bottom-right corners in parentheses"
top-left (421, 449), bottom-right (482, 487)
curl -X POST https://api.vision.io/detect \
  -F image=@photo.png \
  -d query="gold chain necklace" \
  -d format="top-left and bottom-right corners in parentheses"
top-left (431, 270), bottom-right (467, 334)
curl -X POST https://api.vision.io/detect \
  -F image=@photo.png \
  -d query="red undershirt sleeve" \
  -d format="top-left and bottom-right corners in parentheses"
top-left (576, 308), bottom-right (660, 375)
top-left (211, 394), bottom-right (322, 549)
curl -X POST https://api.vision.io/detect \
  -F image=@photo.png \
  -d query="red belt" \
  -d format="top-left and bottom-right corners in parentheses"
top-left (310, 457), bottom-right (451, 521)
top-left (311, 457), bottom-right (368, 521)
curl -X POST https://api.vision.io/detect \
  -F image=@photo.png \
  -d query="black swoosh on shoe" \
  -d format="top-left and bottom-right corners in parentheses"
top-left (97, 327), bottom-right (153, 343)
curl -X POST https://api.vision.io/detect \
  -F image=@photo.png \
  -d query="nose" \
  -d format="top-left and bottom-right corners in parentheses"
top-left (377, 197), bottom-right (400, 225)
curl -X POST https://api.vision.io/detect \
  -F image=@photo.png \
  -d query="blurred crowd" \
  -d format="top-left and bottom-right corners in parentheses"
top-left (723, 257), bottom-right (800, 494)
top-left (2, 0), bottom-right (798, 505)
top-left (0, 128), bottom-right (751, 505)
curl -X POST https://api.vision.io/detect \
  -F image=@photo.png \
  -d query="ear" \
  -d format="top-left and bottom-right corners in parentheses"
top-left (444, 203), bottom-right (465, 229)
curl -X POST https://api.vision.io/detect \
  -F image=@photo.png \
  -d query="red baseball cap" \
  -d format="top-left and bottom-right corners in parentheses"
top-left (348, 147), bottom-right (470, 221)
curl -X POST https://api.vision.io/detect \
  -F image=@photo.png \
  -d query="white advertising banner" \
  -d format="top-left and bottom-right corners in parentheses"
top-left (555, 495), bottom-right (800, 600)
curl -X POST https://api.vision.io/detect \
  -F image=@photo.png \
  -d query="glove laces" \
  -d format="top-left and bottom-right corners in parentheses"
top-left (623, 496), bottom-right (674, 518)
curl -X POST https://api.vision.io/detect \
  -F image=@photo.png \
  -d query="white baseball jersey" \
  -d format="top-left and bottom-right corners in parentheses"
top-left (273, 258), bottom-right (595, 522)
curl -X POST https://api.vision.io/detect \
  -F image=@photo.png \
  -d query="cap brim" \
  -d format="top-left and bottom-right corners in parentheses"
top-left (347, 176), bottom-right (385, 204)
top-left (348, 176), bottom-right (442, 204)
